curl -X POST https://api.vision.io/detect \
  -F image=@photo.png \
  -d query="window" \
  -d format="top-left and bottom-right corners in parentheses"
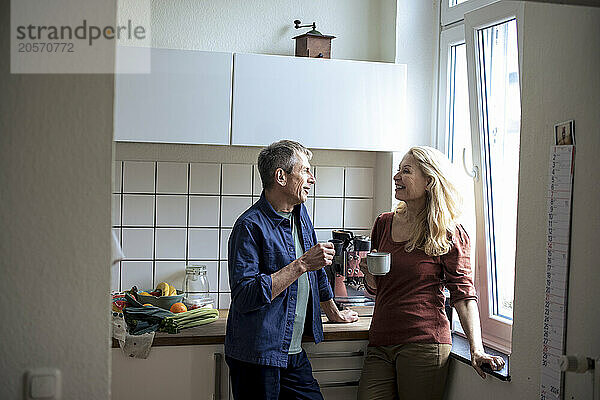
top-left (438, 24), bottom-right (477, 339)
top-left (437, 1), bottom-right (524, 352)
top-left (475, 18), bottom-right (520, 322)
top-left (441, 0), bottom-right (499, 26)
top-left (437, 25), bottom-right (476, 255)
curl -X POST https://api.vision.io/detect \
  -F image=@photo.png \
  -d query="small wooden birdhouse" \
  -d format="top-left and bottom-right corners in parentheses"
top-left (292, 21), bottom-right (335, 59)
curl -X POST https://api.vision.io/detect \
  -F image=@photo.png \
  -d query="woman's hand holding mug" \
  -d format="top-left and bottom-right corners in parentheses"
top-left (359, 249), bottom-right (374, 276)
top-left (360, 249), bottom-right (379, 292)
top-left (366, 251), bottom-right (391, 275)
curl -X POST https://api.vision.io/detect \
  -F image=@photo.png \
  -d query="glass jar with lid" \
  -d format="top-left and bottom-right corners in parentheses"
top-left (183, 264), bottom-right (214, 309)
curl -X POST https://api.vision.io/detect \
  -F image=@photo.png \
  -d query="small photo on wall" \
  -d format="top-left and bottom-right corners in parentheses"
top-left (555, 120), bottom-right (575, 146)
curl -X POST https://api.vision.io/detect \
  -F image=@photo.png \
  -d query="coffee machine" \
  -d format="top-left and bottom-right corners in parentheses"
top-left (325, 230), bottom-right (375, 308)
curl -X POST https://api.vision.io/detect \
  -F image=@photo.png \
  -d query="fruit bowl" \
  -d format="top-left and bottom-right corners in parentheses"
top-left (137, 290), bottom-right (184, 311)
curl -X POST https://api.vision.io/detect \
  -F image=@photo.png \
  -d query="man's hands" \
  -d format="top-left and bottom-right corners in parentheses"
top-left (298, 242), bottom-right (335, 272)
top-left (321, 299), bottom-right (359, 324)
top-left (328, 308), bottom-right (359, 323)
top-left (272, 242), bottom-right (335, 299)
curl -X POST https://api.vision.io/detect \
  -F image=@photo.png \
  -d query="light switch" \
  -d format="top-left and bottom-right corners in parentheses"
top-left (31, 375), bottom-right (55, 398)
top-left (25, 368), bottom-right (61, 400)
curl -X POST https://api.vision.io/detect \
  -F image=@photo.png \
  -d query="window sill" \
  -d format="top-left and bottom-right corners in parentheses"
top-left (450, 333), bottom-right (510, 381)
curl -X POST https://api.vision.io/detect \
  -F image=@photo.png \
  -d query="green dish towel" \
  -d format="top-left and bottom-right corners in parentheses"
top-left (122, 291), bottom-right (219, 335)
top-left (160, 308), bottom-right (220, 334)
top-left (123, 305), bottom-right (174, 335)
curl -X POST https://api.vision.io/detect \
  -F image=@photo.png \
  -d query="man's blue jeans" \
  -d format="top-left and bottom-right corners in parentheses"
top-left (226, 349), bottom-right (324, 400)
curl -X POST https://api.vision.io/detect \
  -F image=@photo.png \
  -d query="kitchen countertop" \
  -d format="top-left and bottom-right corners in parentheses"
top-left (111, 306), bottom-right (510, 381)
top-left (112, 306), bottom-right (372, 348)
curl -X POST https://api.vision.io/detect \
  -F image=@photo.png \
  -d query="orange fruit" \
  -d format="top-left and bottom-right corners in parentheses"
top-left (170, 302), bottom-right (187, 313)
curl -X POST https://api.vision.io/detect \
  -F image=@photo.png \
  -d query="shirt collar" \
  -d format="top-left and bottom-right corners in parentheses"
top-left (257, 191), bottom-right (302, 227)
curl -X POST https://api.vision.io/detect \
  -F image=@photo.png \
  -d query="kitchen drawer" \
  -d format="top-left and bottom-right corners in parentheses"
top-left (314, 369), bottom-right (361, 400)
top-left (303, 340), bottom-right (368, 371)
top-left (320, 385), bottom-right (358, 400)
top-left (310, 354), bottom-right (364, 371)
top-left (303, 339), bottom-right (368, 353)
top-left (314, 369), bottom-right (362, 385)
top-left (303, 340), bottom-right (366, 399)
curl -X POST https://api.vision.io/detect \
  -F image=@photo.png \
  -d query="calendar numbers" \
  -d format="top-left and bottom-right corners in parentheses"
top-left (540, 146), bottom-right (574, 399)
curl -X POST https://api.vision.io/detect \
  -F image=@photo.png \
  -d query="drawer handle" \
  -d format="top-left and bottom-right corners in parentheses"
top-left (320, 380), bottom-right (360, 388)
top-left (213, 353), bottom-right (222, 400)
top-left (308, 350), bottom-right (364, 358)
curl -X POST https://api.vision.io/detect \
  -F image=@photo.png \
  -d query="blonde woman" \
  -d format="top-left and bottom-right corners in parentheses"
top-left (357, 146), bottom-right (504, 400)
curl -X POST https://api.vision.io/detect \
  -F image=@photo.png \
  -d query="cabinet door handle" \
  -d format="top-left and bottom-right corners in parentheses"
top-left (213, 353), bottom-right (223, 400)
top-left (319, 380), bottom-right (360, 388)
top-left (307, 350), bottom-right (364, 358)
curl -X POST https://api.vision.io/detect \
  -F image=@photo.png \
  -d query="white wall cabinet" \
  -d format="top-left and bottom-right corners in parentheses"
top-left (114, 47), bottom-right (232, 145)
top-left (231, 53), bottom-right (406, 151)
top-left (111, 345), bottom-right (230, 399)
top-left (114, 48), bottom-right (406, 151)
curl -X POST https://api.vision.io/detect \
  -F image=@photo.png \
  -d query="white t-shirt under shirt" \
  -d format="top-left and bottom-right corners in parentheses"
top-left (276, 210), bottom-right (310, 355)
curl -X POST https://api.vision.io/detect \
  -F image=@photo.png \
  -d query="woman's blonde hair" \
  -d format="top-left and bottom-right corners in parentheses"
top-left (395, 146), bottom-right (462, 256)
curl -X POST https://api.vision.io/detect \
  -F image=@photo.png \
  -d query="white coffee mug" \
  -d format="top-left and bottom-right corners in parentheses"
top-left (367, 252), bottom-right (391, 275)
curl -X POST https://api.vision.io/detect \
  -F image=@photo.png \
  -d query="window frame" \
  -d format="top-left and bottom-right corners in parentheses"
top-left (436, 24), bottom-right (467, 155)
top-left (437, 1), bottom-right (524, 354)
top-left (437, 24), bottom-right (472, 339)
top-left (463, 1), bottom-right (524, 353)
top-left (441, 0), bottom-right (500, 26)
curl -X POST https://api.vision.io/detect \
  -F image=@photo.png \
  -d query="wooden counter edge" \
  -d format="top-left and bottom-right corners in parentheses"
top-left (112, 314), bottom-right (371, 348)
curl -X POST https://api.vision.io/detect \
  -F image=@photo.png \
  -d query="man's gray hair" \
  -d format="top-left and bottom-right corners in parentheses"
top-left (258, 140), bottom-right (313, 190)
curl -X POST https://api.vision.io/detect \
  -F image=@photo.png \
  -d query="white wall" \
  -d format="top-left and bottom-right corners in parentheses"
top-left (0, 2), bottom-right (114, 400)
top-left (395, 0), bottom-right (440, 150)
top-left (445, 3), bottom-right (600, 399)
top-left (128, 0), bottom-right (397, 62)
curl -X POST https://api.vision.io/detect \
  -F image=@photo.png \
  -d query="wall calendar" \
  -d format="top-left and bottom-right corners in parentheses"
top-left (540, 144), bottom-right (575, 400)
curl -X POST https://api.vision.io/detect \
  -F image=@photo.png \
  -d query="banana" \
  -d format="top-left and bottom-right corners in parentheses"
top-left (156, 282), bottom-right (170, 297)
top-left (156, 282), bottom-right (178, 296)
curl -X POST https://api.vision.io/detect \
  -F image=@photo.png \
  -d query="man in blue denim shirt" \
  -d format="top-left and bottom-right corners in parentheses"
top-left (225, 140), bottom-right (358, 400)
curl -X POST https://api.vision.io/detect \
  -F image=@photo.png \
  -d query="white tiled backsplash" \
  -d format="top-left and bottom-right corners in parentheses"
top-left (112, 161), bottom-right (374, 308)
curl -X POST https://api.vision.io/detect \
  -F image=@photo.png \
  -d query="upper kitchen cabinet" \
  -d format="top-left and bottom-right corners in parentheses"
top-left (231, 53), bottom-right (406, 151)
top-left (114, 47), bottom-right (232, 145)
